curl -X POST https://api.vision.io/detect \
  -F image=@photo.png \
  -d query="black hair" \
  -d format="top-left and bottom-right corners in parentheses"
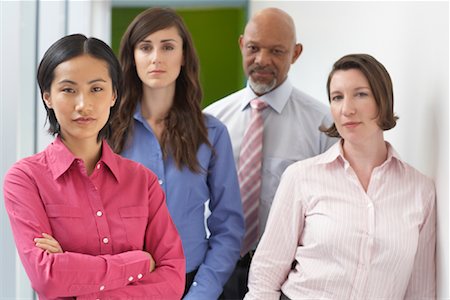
top-left (37, 33), bottom-right (122, 140)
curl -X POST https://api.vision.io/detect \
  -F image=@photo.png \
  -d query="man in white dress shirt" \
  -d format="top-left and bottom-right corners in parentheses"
top-left (204, 7), bottom-right (337, 299)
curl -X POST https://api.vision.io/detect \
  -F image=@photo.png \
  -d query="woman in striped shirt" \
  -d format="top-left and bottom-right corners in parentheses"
top-left (245, 54), bottom-right (436, 300)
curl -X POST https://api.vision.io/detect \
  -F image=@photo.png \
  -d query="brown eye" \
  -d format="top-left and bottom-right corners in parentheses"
top-left (62, 88), bottom-right (75, 93)
top-left (92, 87), bottom-right (103, 92)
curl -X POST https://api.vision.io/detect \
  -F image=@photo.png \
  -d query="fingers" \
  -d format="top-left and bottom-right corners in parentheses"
top-left (149, 253), bottom-right (156, 272)
top-left (144, 252), bottom-right (156, 272)
top-left (35, 241), bottom-right (61, 253)
top-left (34, 233), bottom-right (63, 254)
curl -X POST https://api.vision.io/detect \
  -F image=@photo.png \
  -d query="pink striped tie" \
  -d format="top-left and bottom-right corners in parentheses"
top-left (238, 98), bottom-right (268, 256)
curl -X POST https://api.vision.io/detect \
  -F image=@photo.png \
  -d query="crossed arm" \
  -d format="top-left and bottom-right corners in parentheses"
top-left (34, 233), bottom-right (156, 272)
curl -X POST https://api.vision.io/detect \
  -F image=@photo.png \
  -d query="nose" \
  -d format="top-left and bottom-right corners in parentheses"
top-left (75, 93), bottom-right (92, 114)
top-left (150, 48), bottom-right (160, 65)
top-left (254, 49), bottom-right (271, 66)
top-left (341, 97), bottom-right (356, 116)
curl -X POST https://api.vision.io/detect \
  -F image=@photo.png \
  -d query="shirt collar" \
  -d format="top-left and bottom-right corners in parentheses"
top-left (315, 139), bottom-right (343, 165)
top-left (47, 136), bottom-right (121, 182)
top-left (240, 78), bottom-right (293, 114)
top-left (100, 140), bottom-right (121, 183)
top-left (133, 103), bottom-right (145, 124)
top-left (316, 139), bottom-right (405, 170)
top-left (383, 141), bottom-right (405, 169)
top-left (47, 136), bottom-right (77, 180)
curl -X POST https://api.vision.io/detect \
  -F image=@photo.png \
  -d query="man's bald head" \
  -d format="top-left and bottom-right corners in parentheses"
top-left (246, 8), bottom-right (297, 48)
top-left (239, 8), bottom-right (302, 95)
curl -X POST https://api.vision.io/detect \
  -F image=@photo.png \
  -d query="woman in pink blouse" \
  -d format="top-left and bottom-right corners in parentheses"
top-left (3, 34), bottom-right (185, 299)
top-left (245, 54), bottom-right (436, 300)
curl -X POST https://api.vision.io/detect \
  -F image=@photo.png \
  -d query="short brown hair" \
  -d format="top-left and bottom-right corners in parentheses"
top-left (321, 53), bottom-right (398, 138)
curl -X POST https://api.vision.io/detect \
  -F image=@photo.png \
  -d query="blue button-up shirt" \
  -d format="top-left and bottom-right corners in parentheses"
top-left (121, 106), bottom-right (244, 299)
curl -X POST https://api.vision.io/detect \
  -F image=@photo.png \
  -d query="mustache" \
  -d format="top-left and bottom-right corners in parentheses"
top-left (249, 64), bottom-right (277, 74)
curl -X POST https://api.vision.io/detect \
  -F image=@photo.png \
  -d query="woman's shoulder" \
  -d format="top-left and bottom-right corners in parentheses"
top-left (3, 150), bottom-right (50, 190)
top-left (387, 143), bottom-right (435, 190)
top-left (7, 150), bottom-right (47, 174)
top-left (202, 113), bottom-right (231, 142)
top-left (111, 152), bottom-right (157, 181)
top-left (203, 113), bottom-right (226, 129)
top-left (282, 152), bottom-right (331, 180)
top-left (398, 160), bottom-right (435, 191)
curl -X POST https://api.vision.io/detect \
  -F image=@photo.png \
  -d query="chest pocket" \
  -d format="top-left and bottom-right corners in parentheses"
top-left (119, 206), bottom-right (149, 249)
top-left (261, 157), bottom-right (296, 204)
top-left (46, 205), bottom-right (87, 252)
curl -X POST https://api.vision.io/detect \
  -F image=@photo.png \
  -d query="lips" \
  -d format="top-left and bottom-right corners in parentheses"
top-left (149, 69), bottom-right (165, 74)
top-left (74, 117), bottom-right (95, 125)
top-left (249, 65), bottom-right (276, 77)
top-left (252, 70), bottom-right (273, 77)
top-left (342, 121), bottom-right (361, 128)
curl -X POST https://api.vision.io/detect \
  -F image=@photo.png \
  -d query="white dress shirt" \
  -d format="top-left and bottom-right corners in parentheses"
top-left (204, 79), bottom-right (337, 247)
top-left (245, 141), bottom-right (436, 300)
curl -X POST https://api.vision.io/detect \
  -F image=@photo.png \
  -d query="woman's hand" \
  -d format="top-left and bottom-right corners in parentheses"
top-left (145, 252), bottom-right (156, 272)
top-left (33, 234), bottom-right (156, 272)
top-left (34, 233), bottom-right (63, 254)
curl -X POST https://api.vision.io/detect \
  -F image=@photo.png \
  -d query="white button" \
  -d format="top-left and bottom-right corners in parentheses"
top-left (158, 179), bottom-right (163, 185)
top-left (102, 237), bottom-right (109, 244)
top-left (192, 281), bottom-right (198, 287)
top-left (96, 163), bottom-right (101, 169)
top-left (99, 285), bottom-right (105, 291)
top-left (137, 273), bottom-right (143, 279)
top-left (96, 211), bottom-right (103, 217)
top-left (128, 276), bottom-right (134, 281)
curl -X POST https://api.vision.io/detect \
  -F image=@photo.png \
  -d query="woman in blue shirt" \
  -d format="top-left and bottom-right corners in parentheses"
top-left (109, 7), bottom-right (244, 299)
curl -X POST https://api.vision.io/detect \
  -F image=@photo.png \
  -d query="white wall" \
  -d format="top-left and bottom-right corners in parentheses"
top-left (1, 1), bottom-right (37, 298)
top-left (250, 0), bottom-right (449, 297)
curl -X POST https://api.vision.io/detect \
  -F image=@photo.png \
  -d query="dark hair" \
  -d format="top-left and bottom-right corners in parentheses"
top-left (321, 53), bottom-right (398, 137)
top-left (109, 7), bottom-right (211, 173)
top-left (37, 33), bottom-right (122, 141)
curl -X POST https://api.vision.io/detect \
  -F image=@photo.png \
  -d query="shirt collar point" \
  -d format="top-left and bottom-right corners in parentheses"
top-left (100, 141), bottom-right (122, 183)
top-left (315, 140), bottom-right (342, 165)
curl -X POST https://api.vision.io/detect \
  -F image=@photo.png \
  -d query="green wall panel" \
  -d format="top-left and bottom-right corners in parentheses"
top-left (111, 6), bottom-right (246, 107)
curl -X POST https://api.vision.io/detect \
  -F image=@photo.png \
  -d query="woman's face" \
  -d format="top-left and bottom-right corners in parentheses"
top-left (329, 68), bottom-right (382, 144)
top-left (134, 26), bottom-right (184, 91)
top-left (43, 54), bottom-right (116, 144)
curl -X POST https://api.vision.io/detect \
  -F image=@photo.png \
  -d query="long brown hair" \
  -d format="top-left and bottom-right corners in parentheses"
top-left (109, 7), bottom-right (211, 172)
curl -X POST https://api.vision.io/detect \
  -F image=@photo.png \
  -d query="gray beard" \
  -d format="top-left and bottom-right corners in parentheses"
top-left (249, 77), bottom-right (277, 95)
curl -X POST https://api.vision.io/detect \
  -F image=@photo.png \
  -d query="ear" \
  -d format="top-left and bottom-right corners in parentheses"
top-left (43, 92), bottom-right (52, 108)
top-left (238, 35), bottom-right (244, 52)
top-left (111, 90), bottom-right (117, 107)
top-left (291, 43), bottom-right (303, 64)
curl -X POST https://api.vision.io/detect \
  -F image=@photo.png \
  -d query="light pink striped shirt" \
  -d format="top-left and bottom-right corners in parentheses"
top-left (245, 141), bottom-right (436, 300)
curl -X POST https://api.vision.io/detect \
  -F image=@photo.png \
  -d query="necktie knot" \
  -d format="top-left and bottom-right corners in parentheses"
top-left (250, 99), bottom-right (268, 111)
